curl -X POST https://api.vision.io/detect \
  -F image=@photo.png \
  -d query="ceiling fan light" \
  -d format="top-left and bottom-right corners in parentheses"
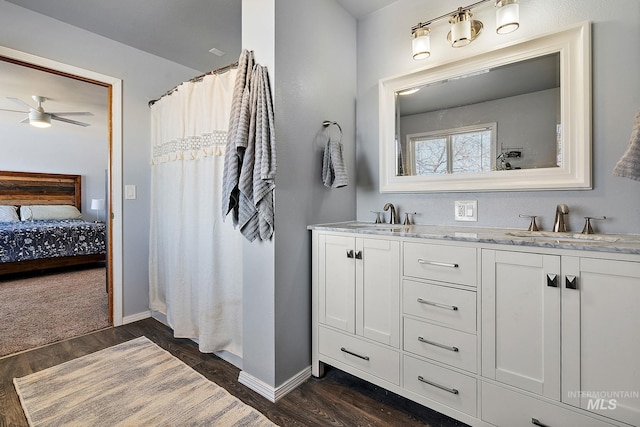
top-left (29, 110), bottom-right (51, 128)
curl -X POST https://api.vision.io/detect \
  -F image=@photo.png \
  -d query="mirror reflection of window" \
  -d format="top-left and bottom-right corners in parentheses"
top-left (407, 123), bottom-right (495, 175)
top-left (396, 52), bottom-right (560, 177)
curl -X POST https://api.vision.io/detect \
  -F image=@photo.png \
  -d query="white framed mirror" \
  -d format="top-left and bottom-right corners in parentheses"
top-left (379, 22), bottom-right (591, 193)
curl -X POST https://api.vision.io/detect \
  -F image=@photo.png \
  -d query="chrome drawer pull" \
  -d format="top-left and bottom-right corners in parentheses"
top-left (531, 418), bottom-right (551, 427)
top-left (417, 375), bottom-right (459, 395)
top-left (417, 259), bottom-right (459, 268)
top-left (418, 336), bottom-right (459, 352)
top-left (416, 298), bottom-right (458, 311)
top-left (340, 347), bottom-right (370, 361)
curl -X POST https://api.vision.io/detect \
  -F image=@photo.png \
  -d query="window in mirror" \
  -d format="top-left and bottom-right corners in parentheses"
top-left (396, 53), bottom-right (560, 177)
top-left (407, 123), bottom-right (495, 175)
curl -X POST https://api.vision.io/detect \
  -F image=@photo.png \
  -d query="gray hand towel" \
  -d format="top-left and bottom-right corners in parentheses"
top-left (322, 141), bottom-right (348, 188)
top-left (613, 108), bottom-right (640, 181)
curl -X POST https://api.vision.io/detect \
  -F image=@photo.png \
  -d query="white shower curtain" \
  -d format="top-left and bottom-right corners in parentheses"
top-left (149, 69), bottom-right (243, 357)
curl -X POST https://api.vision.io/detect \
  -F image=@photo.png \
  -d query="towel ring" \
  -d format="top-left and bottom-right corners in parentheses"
top-left (322, 120), bottom-right (342, 143)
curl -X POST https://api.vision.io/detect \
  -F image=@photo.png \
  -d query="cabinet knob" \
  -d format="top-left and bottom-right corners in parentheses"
top-left (346, 249), bottom-right (354, 258)
top-left (565, 275), bottom-right (578, 290)
top-left (547, 274), bottom-right (558, 287)
top-left (355, 250), bottom-right (362, 260)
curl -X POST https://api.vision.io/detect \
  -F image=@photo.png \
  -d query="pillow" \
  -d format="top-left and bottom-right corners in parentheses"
top-left (20, 205), bottom-right (83, 221)
top-left (0, 205), bottom-right (20, 222)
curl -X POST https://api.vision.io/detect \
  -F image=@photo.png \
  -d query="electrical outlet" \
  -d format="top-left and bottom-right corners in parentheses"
top-left (455, 200), bottom-right (477, 222)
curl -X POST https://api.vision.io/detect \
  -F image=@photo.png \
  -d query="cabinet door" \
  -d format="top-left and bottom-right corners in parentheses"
top-left (356, 238), bottom-right (400, 347)
top-left (482, 249), bottom-right (561, 400)
top-left (318, 234), bottom-right (355, 333)
top-left (562, 257), bottom-right (640, 426)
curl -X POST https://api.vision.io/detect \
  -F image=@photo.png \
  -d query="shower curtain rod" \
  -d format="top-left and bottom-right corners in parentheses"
top-left (148, 61), bottom-right (239, 107)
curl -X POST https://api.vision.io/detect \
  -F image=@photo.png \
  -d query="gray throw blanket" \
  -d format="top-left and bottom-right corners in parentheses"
top-left (613, 108), bottom-right (640, 181)
top-left (222, 49), bottom-right (276, 241)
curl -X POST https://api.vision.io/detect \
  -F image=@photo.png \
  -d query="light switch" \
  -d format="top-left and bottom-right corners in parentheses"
top-left (125, 185), bottom-right (137, 200)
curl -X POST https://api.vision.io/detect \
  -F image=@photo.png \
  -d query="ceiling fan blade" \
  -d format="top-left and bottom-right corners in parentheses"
top-left (51, 114), bottom-right (90, 127)
top-left (19, 117), bottom-right (29, 124)
top-left (50, 111), bottom-right (94, 116)
top-left (0, 108), bottom-right (28, 113)
top-left (7, 97), bottom-right (34, 111)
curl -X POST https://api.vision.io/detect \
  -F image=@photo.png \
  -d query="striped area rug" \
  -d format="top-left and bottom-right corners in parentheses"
top-left (13, 336), bottom-right (276, 426)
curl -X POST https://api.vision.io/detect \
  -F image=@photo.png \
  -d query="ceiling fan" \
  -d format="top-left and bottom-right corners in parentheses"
top-left (0, 95), bottom-right (93, 128)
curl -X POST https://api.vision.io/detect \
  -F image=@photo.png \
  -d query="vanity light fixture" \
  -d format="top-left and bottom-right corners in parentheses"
top-left (412, 27), bottom-right (431, 60)
top-left (411, 0), bottom-right (520, 60)
top-left (495, 0), bottom-right (520, 34)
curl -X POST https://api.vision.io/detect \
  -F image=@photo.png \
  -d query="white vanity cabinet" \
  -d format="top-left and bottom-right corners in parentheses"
top-left (313, 232), bottom-right (401, 384)
top-left (562, 257), bottom-right (640, 426)
top-left (482, 249), bottom-right (639, 427)
top-left (310, 224), bottom-right (638, 427)
top-left (401, 241), bottom-right (479, 417)
top-left (481, 250), bottom-right (561, 400)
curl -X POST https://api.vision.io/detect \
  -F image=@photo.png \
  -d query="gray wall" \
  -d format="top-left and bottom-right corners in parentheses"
top-left (0, 1), bottom-right (201, 317)
top-left (357, 0), bottom-right (640, 233)
top-left (242, 0), bottom-right (357, 387)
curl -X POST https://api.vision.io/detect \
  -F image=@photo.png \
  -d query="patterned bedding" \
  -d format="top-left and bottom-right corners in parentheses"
top-left (0, 219), bottom-right (106, 263)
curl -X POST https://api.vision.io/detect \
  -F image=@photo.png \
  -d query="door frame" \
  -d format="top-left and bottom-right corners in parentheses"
top-left (0, 45), bottom-right (124, 325)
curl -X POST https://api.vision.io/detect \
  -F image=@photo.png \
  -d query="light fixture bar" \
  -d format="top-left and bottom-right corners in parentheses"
top-left (411, 0), bottom-right (492, 33)
top-left (411, 0), bottom-right (520, 60)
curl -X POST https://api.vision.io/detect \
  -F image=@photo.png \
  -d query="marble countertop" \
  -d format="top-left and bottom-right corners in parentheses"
top-left (308, 221), bottom-right (640, 255)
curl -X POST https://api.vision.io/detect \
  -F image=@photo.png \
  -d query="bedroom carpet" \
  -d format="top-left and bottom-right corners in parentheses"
top-left (13, 336), bottom-right (276, 426)
top-left (0, 266), bottom-right (109, 358)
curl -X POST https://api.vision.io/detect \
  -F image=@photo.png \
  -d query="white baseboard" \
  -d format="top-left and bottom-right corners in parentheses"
top-left (238, 366), bottom-right (311, 402)
top-left (122, 310), bottom-right (151, 325)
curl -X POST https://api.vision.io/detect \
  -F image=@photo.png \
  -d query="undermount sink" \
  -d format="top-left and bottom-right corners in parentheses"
top-left (505, 230), bottom-right (620, 243)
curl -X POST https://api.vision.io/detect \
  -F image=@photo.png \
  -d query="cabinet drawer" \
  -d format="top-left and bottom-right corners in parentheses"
top-left (404, 355), bottom-right (477, 416)
top-left (318, 326), bottom-right (400, 385)
top-left (404, 317), bottom-right (477, 373)
top-left (482, 382), bottom-right (616, 427)
top-left (404, 242), bottom-right (477, 286)
top-left (403, 280), bottom-right (476, 333)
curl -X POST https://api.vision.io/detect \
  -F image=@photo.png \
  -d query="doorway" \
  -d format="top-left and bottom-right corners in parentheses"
top-left (0, 46), bottom-right (123, 355)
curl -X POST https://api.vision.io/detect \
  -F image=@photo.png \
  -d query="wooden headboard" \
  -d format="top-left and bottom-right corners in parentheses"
top-left (0, 171), bottom-right (82, 210)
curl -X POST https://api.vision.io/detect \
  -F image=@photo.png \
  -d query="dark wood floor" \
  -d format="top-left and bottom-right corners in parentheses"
top-left (0, 318), bottom-right (469, 427)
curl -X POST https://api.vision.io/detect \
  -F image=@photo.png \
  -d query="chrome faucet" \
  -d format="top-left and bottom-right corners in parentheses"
top-left (553, 204), bottom-right (569, 232)
top-left (383, 203), bottom-right (399, 224)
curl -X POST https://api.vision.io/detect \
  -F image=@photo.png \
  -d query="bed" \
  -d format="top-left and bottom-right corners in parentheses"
top-left (0, 171), bottom-right (106, 275)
